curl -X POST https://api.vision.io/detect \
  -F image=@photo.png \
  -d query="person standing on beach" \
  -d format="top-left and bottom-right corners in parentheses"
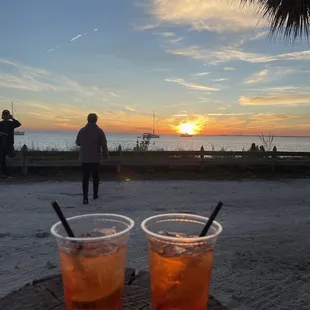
top-left (0, 110), bottom-right (21, 179)
top-left (76, 113), bottom-right (109, 204)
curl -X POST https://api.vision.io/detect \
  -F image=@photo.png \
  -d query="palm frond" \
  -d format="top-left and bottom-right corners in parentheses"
top-left (240, 0), bottom-right (310, 40)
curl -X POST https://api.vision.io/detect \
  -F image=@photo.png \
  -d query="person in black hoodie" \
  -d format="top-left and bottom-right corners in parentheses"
top-left (0, 110), bottom-right (21, 178)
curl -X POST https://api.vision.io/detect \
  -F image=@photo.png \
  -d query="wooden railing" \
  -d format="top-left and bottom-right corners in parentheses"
top-left (8, 144), bottom-right (310, 176)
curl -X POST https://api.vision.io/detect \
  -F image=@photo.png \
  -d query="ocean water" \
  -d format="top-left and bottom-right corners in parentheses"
top-left (14, 131), bottom-right (310, 152)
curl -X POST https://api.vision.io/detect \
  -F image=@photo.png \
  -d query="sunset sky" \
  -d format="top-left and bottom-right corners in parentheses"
top-left (1, 0), bottom-right (310, 136)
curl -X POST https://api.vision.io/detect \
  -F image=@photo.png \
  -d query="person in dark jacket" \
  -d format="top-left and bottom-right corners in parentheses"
top-left (76, 113), bottom-right (109, 204)
top-left (0, 110), bottom-right (21, 178)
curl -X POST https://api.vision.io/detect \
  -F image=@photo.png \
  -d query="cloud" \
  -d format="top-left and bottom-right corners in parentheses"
top-left (149, 0), bottom-right (262, 33)
top-left (173, 110), bottom-right (188, 117)
top-left (249, 113), bottom-right (297, 124)
top-left (133, 23), bottom-right (159, 31)
top-left (0, 74), bottom-right (58, 92)
top-left (170, 37), bottom-right (184, 43)
top-left (208, 113), bottom-right (253, 116)
top-left (245, 69), bottom-right (269, 84)
top-left (71, 34), bottom-right (83, 42)
top-left (47, 45), bottom-right (60, 53)
top-left (196, 72), bottom-right (210, 76)
top-left (157, 32), bottom-right (175, 37)
top-left (0, 58), bottom-right (51, 77)
top-left (240, 94), bottom-right (310, 106)
top-left (0, 58), bottom-right (118, 100)
top-left (94, 28), bottom-right (98, 32)
top-left (165, 78), bottom-right (220, 91)
top-left (125, 106), bottom-right (136, 112)
top-left (266, 86), bottom-right (303, 92)
top-left (224, 67), bottom-right (236, 71)
top-left (168, 45), bottom-right (310, 65)
top-left (164, 103), bottom-right (187, 108)
top-left (108, 92), bottom-right (123, 98)
top-left (212, 78), bottom-right (228, 82)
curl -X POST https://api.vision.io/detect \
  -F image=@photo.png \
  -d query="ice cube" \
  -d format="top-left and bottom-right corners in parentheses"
top-left (159, 244), bottom-right (186, 257)
top-left (157, 231), bottom-right (198, 238)
top-left (96, 227), bottom-right (117, 236)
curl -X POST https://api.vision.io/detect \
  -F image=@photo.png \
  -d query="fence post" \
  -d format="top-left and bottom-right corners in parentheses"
top-left (200, 146), bottom-right (204, 171)
top-left (117, 145), bottom-right (122, 174)
top-left (20, 144), bottom-right (28, 176)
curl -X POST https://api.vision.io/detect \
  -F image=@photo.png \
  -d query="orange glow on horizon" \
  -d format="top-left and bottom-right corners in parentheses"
top-left (178, 123), bottom-right (197, 135)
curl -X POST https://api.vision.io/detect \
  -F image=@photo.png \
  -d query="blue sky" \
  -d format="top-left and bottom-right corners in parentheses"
top-left (1, 0), bottom-right (310, 135)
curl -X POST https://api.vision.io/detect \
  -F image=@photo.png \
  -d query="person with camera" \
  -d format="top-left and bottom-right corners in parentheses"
top-left (0, 110), bottom-right (21, 179)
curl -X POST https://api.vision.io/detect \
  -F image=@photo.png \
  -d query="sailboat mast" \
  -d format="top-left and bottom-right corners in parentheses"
top-left (11, 102), bottom-right (13, 117)
top-left (153, 110), bottom-right (155, 134)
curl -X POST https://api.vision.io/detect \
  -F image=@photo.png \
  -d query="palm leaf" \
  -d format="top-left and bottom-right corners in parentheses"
top-left (239, 0), bottom-right (310, 40)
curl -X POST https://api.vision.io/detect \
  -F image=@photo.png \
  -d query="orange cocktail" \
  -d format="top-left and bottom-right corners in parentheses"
top-left (51, 213), bottom-right (134, 310)
top-left (141, 213), bottom-right (222, 310)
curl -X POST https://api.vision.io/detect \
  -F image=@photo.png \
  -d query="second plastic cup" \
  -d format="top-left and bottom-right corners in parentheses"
top-left (51, 213), bottom-right (134, 310)
top-left (141, 213), bottom-right (222, 310)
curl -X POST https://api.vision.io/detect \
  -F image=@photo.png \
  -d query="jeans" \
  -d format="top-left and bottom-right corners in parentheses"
top-left (82, 163), bottom-right (100, 198)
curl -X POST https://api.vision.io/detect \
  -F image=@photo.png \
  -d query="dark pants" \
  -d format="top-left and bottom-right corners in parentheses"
top-left (0, 146), bottom-right (8, 176)
top-left (82, 163), bottom-right (100, 199)
top-left (0, 143), bottom-right (14, 176)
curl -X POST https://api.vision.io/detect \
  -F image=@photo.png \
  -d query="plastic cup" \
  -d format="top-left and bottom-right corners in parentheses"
top-left (141, 213), bottom-right (222, 310)
top-left (51, 213), bottom-right (134, 310)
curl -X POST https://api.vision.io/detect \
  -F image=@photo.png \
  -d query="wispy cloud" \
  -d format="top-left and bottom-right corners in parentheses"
top-left (208, 113), bottom-right (253, 116)
top-left (133, 23), bottom-right (159, 31)
top-left (149, 0), bottom-right (262, 33)
top-left (0, 58), bottom-right (117, 101)
top-left (245, 69), bottom-right (269, 84)
top-left (212, 78), bottom-right (228, 82)
top-left (47, 45), bottom-right (60, 53)
top-left (224, 67), bottom-right (236, 71)
top-left (173, 111), bottom-right (188, 117)
top-left (164, 103), bottom-right (187, 108)
top-left (108, 92), bottom-right (123, 98)
top-left (157, 32), bottom-right (175, 37)
top-left (94, 28), bottom-right (98, 32)
top-left (170, 36), bottom-right (184, 43)
top-left (240, 94), bottom-right (310, 106)
top-left (196, 72), bottom-right (210, 76)
top-left (165, 78), bottom-right (220, 91)
top-left (266, 86), bottom-right (303, 92)
top-left (71, 34), bottom-right (83, 42)
top-left (168, 45), bottom-right (310, 65)
top-left (249, 113), bottom-right (297, 124)
top-left (125, 106), bottom-right (136, 112)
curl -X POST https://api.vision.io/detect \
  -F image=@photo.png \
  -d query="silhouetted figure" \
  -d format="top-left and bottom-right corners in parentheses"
top-left (0, 110), bottom-right (21, 178)
top-left (250, 143), bottom-right (257, 152)
top-left (260, 145), bottom-right (265, 152)
top-left (76, 113), bottom-right (109, 204)
top-left (273, 146), bottom-right (277, 152)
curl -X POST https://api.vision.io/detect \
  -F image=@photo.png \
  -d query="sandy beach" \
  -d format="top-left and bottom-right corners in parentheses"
top-left (0, 179), bottom-right (309, 309)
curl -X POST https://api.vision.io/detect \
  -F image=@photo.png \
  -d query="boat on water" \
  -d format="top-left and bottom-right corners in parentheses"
top-left (180, 133), bottom-right (193, 137)
top-left (141, 111), bottom-right (160, 139)
top-left (11, 102), bottom-right (25, 136)
top-left (14, 131), bottom-right (25, 136)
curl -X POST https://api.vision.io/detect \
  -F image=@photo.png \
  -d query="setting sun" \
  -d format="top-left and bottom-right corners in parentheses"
top-left (178, 122), bottom-right (198, 135)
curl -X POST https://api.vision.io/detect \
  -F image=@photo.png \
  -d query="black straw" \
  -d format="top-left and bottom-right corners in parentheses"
top-left (52, 201), bottom-right (75, 238)
top-left (199, 201), bottom-right (223, 237)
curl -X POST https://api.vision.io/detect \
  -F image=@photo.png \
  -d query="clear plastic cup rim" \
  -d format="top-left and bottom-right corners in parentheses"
top-left (141, 213), bottom-right (222, 243)
top-left (50, 213), bottom-right (135, 242)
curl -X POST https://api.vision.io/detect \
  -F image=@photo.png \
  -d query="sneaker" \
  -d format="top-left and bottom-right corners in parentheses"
top-left (83, 198), bottom-right (89, 205)
top-left (93, 194), bottom-right (99, 200)
top-left (3, 175), bottom-right (12, 180)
